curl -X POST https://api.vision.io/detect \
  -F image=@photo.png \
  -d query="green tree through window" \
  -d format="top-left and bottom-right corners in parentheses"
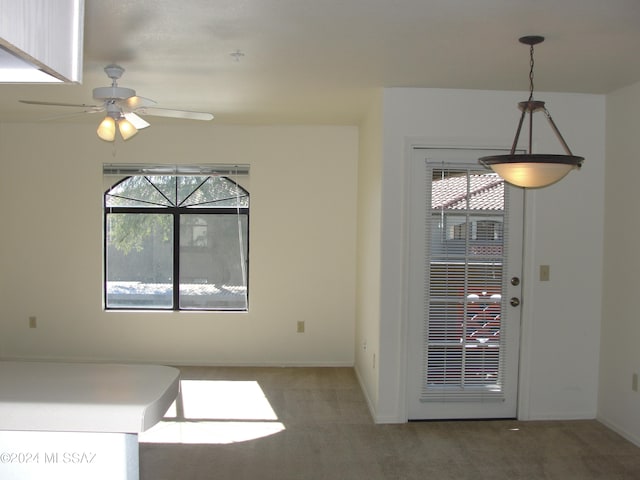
top-left (104, 175), bottom-right (249, 311)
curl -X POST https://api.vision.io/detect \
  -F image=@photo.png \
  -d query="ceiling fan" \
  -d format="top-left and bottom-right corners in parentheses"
top-left (20, 64), bottom-right (214, 142)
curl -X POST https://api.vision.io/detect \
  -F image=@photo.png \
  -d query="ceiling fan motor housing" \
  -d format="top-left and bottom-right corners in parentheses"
top-left (93, 86), bottom-right (136, 101)
top-left (94, 64), bottom-right (135, 101)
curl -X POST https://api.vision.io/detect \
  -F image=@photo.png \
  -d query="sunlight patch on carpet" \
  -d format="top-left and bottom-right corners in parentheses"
top-left (140, 380), bottom-right (285, 445)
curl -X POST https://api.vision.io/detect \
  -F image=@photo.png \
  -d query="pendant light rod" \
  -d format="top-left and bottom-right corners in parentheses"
top-left (520, 36), bottom-right (575, 156)
top-left (544, 109), bottom-right (574, 155)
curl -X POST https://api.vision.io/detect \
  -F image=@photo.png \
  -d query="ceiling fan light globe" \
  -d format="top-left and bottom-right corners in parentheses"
top-left (118, 118), bottom-right (138, 140)
top-left (97, 116), bottom-right (116, 142)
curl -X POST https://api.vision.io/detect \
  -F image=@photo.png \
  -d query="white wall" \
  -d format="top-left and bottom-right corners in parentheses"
top-left (372, 88), bottom-right (605, 422)
top-left (599, 79), bottom-right (640, 445)
top-left (0, 88), bottom-right (611, 427)
top-left (0, 122), bottom-right (358, 366)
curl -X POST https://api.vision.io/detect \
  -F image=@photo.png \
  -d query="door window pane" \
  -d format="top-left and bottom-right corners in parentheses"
top-left (425, 169), bottom-right (506, 397)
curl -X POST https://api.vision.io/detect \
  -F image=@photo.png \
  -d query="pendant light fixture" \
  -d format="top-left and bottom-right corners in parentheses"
top-left (479, 36), bottom-right (584, 188)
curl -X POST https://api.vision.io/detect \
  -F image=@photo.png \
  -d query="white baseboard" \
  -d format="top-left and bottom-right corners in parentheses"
top-left (353, 365), bottom-right (378, 421)
top-left (353, 365), bottom-right (405, 424)
top-left (526, 411), bottom-right (597, 421)
top-left (0, 355), bottom-right (353, 368)
top-left (597, 415), bottom-right (640, 448)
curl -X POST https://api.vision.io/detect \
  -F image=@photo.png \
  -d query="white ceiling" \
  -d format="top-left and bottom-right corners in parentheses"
top-left (3, 0), bottom-right (640, 125)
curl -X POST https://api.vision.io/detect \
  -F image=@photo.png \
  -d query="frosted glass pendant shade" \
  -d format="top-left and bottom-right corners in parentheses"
top-left (480, 154), bottom-right (582, 188)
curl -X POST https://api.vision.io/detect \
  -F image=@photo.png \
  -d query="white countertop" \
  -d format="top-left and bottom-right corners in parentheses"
top-left (0, 361), bottom-right (180, 433)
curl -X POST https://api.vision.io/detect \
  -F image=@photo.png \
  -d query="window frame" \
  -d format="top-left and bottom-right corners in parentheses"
top-left (103, 175), bottom-right (249, 312)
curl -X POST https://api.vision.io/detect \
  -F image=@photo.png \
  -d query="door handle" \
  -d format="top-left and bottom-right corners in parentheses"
top-left (510, 297), bottom-right (520, 307)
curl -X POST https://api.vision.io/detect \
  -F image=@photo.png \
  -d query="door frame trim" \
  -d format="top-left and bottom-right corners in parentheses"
top-left (399, 139), bottom-right (534, 422)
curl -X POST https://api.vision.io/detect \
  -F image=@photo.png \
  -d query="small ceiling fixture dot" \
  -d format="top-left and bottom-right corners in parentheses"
top-left (230, 50), bottom-right (245, 62)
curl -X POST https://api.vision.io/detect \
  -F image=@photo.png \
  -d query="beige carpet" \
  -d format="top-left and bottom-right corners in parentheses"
top-left (140, 367), bottom-right (640, 480)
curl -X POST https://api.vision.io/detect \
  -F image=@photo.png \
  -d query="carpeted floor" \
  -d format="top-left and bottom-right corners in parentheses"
top-left (139, 367), bottom-right (640, 480)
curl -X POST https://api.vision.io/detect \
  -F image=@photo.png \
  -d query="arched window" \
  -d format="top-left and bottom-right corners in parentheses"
top-left (104, 175), bottom-right (249, 311)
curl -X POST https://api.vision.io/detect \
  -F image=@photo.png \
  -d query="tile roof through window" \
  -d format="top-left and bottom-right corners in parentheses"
top-left (431, 173), bottom-right (504, 211)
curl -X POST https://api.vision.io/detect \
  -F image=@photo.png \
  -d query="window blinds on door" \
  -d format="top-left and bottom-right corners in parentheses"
top-left (421, 163), bottom-right (509, 403)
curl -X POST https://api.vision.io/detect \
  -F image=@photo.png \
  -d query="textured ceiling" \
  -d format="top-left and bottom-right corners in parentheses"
top-left (3, 0), bottom-right (640, 125)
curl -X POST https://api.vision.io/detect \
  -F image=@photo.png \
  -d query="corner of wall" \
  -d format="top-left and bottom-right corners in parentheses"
top-left (354, 90), bottom-right (384, 417)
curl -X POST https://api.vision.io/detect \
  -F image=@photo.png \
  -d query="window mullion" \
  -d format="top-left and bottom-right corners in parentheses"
top-left (173, 211), bottom-right (180, 310)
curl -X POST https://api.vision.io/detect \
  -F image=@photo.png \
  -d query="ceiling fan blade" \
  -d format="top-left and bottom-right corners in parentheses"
top-left (124, 96), bottom-right (156, 109)
top-left (137, 107), bottom-right (213, 121)
top-left (19, 100), bottom-right (102, 110)
top-left (123, 112), bottom-right (150, 129)
top-left (36, 111), bottom-right (102, 122)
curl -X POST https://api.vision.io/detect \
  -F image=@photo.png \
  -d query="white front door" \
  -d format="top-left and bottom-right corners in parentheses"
top-left (406, 147), bottom-right (524, 419)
